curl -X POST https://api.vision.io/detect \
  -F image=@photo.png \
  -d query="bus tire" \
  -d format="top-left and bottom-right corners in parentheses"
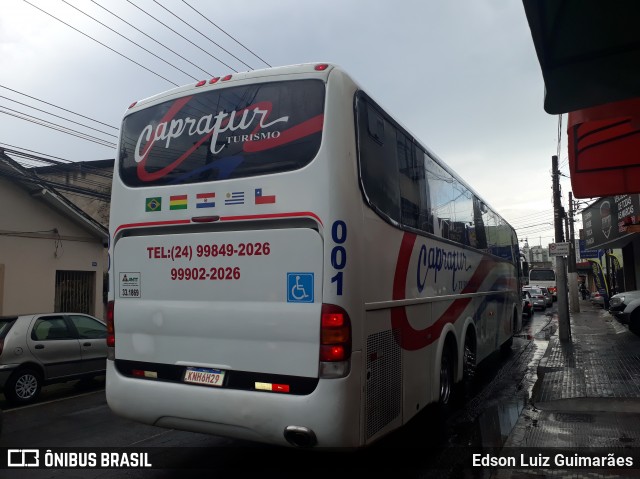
top-left (500, 310), bottom-right (518, 356)
top-left (439, 343), bottom-right (455, 406)
top-left (462, 333), bottom-right (477, 387)
top-left (453, 331), bottom-right (477, 404)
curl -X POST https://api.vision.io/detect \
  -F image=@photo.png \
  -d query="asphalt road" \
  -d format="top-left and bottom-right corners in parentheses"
top-left (0, 307), bottom-right (557, 479)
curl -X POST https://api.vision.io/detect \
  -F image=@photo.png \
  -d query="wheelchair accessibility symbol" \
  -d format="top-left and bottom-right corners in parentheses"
top-left (287, 272), bottom-right (314, 303)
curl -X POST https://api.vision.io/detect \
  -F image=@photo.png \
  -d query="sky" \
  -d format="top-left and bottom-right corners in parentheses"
top-left (0, 0), bottom-right (582, 249)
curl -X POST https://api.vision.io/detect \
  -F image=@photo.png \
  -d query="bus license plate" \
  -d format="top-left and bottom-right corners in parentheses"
top-left (184, 367), bottom-right (225, 387)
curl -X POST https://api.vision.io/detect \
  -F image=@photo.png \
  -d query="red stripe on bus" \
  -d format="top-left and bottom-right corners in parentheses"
top-left (390, 232), bottom-right (496, 351)
top-left (114, 211), bottom-right (323, 236)
top-left (391, 232), bottom-right (417, 301)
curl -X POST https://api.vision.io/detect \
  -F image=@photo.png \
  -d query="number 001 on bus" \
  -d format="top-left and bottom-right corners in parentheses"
top-left (105, 63), bottom-right (522, 448)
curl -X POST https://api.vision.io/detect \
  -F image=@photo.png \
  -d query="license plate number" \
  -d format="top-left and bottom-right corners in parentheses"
top-left (183, 367), bottom-right (225, 387)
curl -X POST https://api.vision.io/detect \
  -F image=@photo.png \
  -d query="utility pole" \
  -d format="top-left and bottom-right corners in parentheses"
top-left (568, 192), bottom-right (580, 313)
top-left (552, 155), bottom-right (571, 341)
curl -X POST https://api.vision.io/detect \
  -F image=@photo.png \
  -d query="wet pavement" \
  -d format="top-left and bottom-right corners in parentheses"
top-left (3, 301), bottom-right (640, 479)
top-left (492, 299), bottom-right (640, 479)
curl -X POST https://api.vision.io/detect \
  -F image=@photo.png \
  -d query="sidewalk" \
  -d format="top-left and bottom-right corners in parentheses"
top-left (495, 299), bottom-right (640, 477)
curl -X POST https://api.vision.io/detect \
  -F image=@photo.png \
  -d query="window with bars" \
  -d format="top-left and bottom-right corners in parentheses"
top-left (55, 270), bottom-right (95, 315)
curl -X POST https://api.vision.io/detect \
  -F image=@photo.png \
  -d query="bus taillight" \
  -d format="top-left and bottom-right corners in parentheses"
top-left (107, 300), bottom-right (115, 358)
top-left (319, 304), bottom-right (351, 378)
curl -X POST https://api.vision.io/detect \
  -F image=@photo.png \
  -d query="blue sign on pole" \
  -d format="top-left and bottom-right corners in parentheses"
top-left (579, 239), bottom-right (600, 259)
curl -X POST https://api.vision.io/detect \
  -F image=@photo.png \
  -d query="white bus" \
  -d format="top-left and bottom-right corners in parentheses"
top-left (528, 267), bottom-right (557, 300)
top-left (106, 63), bottom-right (522, 448)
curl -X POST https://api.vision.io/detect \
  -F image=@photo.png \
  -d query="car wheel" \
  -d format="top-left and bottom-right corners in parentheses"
top-left (5, 368), bottom-right (42, 406)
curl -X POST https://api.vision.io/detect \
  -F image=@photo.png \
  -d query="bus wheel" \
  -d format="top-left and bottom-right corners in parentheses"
top-left (454, 333), bottom-right (477, 402)
top-left (462, 337), bottom-right (476, 384)
top-left (439, 345), bottom-right (454, 406)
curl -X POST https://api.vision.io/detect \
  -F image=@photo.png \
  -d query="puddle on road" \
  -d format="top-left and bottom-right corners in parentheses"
top-left (470, 314), bottom-right (558, 449)
top-left (474, 396), bottom-right (527, 448)
top-left (518, 312), bottom-right (557, 341)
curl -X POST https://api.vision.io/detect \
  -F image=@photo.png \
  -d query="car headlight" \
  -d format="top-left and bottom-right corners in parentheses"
top-left (611, 297), bottom-right (623, 306)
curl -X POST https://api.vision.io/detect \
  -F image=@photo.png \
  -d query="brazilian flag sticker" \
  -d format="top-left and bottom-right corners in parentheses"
top-left (145, 197), bottom-right (162, 212)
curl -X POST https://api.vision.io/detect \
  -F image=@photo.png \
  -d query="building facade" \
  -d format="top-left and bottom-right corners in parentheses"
top-left (0, 153), bottom-right (108, 318)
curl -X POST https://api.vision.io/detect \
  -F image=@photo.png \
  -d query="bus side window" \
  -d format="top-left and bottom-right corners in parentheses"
top-left (426, 155), bottom-right (455, 240)
top-left (397, 131), bottom-right (428, 231)
top-left (358, 98), bottom-right (401, 222)
top-left (367, 107), bottom-right (384, 145)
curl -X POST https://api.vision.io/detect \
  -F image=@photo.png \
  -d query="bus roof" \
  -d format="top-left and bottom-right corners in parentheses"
top-left (124, 62), bottom-right (337, 115)
top-left (119, 61), bottom-right (516, 237)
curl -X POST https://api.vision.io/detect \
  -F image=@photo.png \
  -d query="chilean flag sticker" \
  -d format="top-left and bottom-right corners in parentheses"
top-left (255, 188), bottom-right (276, 204)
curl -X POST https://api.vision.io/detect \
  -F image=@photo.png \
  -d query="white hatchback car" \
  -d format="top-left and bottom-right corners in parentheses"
top-left (0, 313), bottom-right (107, 405)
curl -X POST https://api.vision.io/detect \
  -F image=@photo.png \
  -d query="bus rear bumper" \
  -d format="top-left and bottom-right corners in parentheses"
top-left (105, 352), bottom-right (362, 448)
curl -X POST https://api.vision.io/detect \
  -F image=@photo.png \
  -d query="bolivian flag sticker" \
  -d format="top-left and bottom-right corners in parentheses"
top-left (170, 195), bottom-right (188, 210)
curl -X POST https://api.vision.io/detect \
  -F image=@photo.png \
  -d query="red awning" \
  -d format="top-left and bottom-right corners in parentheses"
top-left (568, 97), bottom-right (640, 198)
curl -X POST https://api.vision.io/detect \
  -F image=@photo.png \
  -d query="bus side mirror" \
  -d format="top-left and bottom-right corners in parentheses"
top-left (522, 261), bottom-right (529, 278)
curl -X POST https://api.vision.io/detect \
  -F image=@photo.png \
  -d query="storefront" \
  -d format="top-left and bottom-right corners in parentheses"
top-left (581, 194), bottom-right (640, 295)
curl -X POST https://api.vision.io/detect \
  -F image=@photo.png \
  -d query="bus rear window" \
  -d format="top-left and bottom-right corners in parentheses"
top-left (118, 80), bottom-right (325, 187)
top-left (530, 269), bottom-right (555, 281)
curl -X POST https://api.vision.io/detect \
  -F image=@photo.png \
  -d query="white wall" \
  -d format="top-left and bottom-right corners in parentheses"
top-left (0, 178), bottom-right (106, 317)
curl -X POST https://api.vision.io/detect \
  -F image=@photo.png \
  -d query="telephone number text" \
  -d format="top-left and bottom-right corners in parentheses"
top-left (170, 267), bottom-right (241, 281)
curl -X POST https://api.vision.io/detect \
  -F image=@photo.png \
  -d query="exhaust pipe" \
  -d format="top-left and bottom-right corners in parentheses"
top-left (283, 426), bottom-right (317, 448)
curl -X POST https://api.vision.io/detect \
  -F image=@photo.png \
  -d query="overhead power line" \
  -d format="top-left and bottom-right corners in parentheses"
top-left (0, 169), bottom-right (111, 201)
top-left (61, 0), bottom-right (200, 82)
top-left (509, 208), bottom-right (554, 222)
top-left (181, 0), bottom-right (271, 68)
top-left (515, 222), bottom-right (553, 230)
top-left (1, 143), bottom-right (71, 165)
top-left (152, 0), bottom-right (255, 71)
top-left (0, 84), bottom-right (118, 130)
top-left (0, 95), bottom-right (117, 138)
top-left (23, 0), bottom-right (179, 87)
top-left (0, 106), bottom-right (116, 148)
top-left (2, 145), bottom-right (114, 198)
top-left (123, 0), bottom-right (238, 73)
top-left (89, 0), bottom-right (215, 78)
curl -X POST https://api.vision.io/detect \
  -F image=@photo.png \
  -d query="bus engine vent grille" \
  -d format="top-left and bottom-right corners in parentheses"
top-left (365, 329), bottom-right (402, 440)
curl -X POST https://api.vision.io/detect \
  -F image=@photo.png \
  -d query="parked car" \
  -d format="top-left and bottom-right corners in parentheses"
top-left (521, 290), bottom-right (534, 318)
top-left (539, 287), bottom-right (553, 307)
top-left (524, 288), bottom-right (547, 311)
top-left (0, 313), bottom-right (107, 405)
top-left (609, 290), bottom-right (640, 334)
top-left (590, 291), bottom-right (605, 308)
